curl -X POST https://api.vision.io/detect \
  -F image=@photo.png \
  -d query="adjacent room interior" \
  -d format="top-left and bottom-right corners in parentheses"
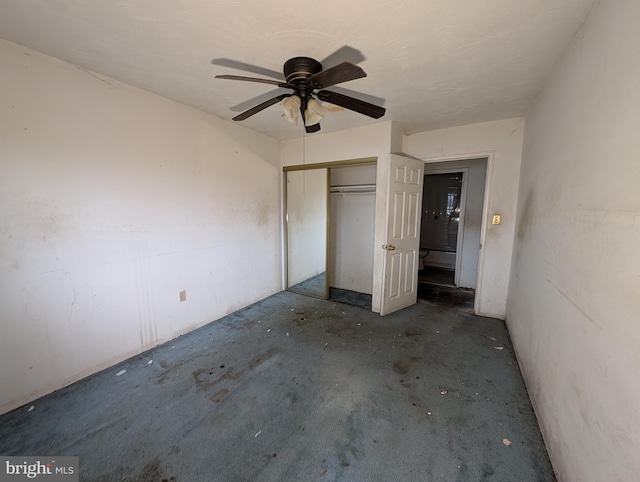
top-left (1, 0), bottom-right (639, 480)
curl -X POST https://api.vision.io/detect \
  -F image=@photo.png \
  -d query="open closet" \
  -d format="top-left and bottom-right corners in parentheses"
top-left (284, 158), bottom-right (376, 309)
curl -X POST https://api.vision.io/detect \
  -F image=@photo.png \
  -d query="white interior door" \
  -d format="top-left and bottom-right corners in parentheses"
top-left (380, 154), bottom-right (424, 315)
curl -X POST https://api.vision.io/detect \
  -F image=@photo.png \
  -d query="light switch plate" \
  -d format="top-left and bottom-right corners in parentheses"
top-left (492, 215), bottom-right (501, 225)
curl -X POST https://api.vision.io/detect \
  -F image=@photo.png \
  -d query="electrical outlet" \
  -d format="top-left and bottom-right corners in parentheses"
top-left (179, 290), bottom-right (187, 302)
top-left (492, 214), bottom-right (501, 225)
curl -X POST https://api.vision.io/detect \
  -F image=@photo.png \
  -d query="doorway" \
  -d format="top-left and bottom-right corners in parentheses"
top-left (418, 158), bottom-right (488, 310)
top-left (420, 172), bottom-right (463, 286)
top-left (284, 158), bottom-right (377, 310)
top-left (328, 163), bottom-right (377, 310)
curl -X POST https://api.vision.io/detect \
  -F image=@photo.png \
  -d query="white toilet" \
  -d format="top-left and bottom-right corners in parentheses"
top-left (418, 249), bottom-right (429, 270)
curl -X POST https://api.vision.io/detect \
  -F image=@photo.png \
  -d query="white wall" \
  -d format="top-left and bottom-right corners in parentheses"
top-left (0, 40), bottom-right (282, 415)
top-left (507, 1), bottom-right (640, 480)
top-left (279, 122), bottom-right (392, 168)
top-left (403, 118), bottom-right (524, 318)
top-left (422, 159), bottom-right (487, 289)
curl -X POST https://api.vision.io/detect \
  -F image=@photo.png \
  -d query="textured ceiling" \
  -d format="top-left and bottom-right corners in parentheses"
top-left (0, 0), bottom-right (594, 140)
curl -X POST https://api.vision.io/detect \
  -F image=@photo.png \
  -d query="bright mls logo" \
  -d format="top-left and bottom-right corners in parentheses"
top-left (0, 457), bottom-right (78, 481)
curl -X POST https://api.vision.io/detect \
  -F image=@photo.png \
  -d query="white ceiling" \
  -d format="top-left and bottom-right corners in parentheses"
top-left (0, 0), bottom-right (594, 140)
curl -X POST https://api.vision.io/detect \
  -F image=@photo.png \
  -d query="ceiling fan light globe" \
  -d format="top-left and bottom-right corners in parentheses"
top-left (304, 99), bottom-right (326, 127)
top-left (282, 113), bottom-right (298, 125)
top-left (281, 95), bottom-right (301, 117)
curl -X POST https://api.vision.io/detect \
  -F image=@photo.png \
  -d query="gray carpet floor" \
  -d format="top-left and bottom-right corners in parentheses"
top-left (0, 291), bottom-right (554, 481)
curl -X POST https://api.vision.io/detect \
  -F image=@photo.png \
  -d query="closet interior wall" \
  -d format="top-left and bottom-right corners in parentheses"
top-left (329, 164), bottom-right (377, 295)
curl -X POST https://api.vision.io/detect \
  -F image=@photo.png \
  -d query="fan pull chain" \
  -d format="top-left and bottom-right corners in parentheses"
top-left (302, 130), bottom-right (306, 194)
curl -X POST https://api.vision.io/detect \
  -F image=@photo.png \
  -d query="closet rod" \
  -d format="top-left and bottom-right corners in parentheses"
top-left (329, 184), bottom-right (376, 194)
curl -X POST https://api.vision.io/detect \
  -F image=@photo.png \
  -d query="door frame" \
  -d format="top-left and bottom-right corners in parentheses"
top-left (283, 157), bottom-right (378, 301)
top-left (421, 167), bottom-right (469, 286)
top-left (418, 152), bottom-right (494, 314)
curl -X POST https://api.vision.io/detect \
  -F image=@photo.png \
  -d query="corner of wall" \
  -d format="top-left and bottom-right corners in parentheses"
top-left (390, 121), bottom-right (405, 153)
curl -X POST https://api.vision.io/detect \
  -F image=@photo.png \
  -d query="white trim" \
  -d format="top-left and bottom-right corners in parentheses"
top-left (456, 169), bottom-right (468, 286)
top-left (475, 152), bottom-right (495, 315)
top-left (420, 150), bottom-right (494, 163)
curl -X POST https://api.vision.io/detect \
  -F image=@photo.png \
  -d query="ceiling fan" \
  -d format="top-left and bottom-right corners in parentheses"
top-left (215, 56), bottom-right (386, 133)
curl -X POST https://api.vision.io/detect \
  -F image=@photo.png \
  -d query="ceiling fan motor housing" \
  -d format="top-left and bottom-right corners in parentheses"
top-left (284, 57), bottom-right (323, 86)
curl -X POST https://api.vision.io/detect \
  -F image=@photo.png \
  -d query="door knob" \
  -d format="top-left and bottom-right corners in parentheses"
top-left (382, 244), bottom-right (396, 251)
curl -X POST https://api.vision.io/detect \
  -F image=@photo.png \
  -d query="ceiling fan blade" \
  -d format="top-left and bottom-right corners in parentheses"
top-left (230, 89), bottom-right (289, 112)
top-left (317, 90), bottom-right (386, 119)
top-left (232, 94), bottom-right (290, 121)
top-left (211, 58), bottom-right (283, 80)
top-left (305, 123), bottom-right (321, 134)
top-left (306, 62), bottom-right (366, 89)
top-left (321, 46), bottom-right (366, 68)
top-left (216, 75), bottom-right (293, 89)
top-left (329, 86), bottom-right (386, 108)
